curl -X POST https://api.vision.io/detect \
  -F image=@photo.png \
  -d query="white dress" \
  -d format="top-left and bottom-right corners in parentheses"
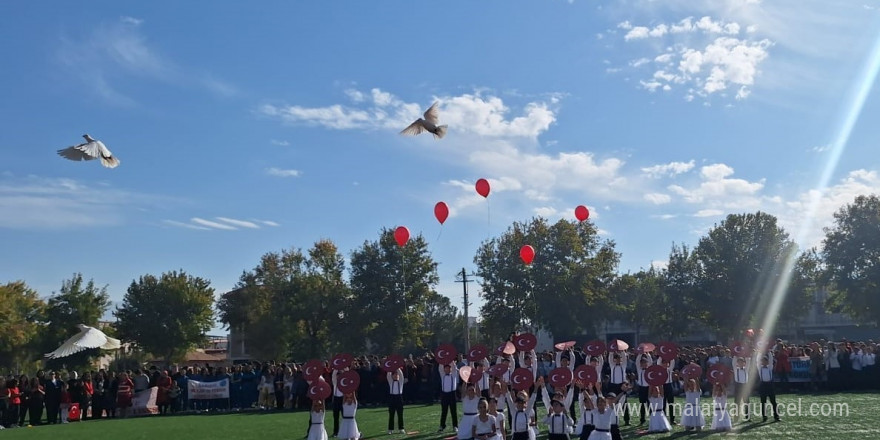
top-left (308, 411), bottom-right (329, 440)
top-left (711, 396), bottom-right (732, 431)
top-left (682, 391), bottom-right (705, 429)
top-left (458, 396), bottom-right (480, 440)
top-left (472, 414), bottom-right (497, 439)
top-left (337, 402), bottom-right (360, 439)
top-left (586, 409), bottom-right (613, 440)
top-left (647, 396), bottom-right (671, 433)
top-left (491, 411), bottom-right (505, 440)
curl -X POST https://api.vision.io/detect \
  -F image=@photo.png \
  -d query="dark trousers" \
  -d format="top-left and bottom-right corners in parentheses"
top-left (733, 382), bottom-right (749, 419)
top-left (611, 424), bottom-right (623, 440)
top-left (662, 383), bottom-right (675, 423)
top-left (332, 395), bottom-right (343, 435)
top-left (637, 385), bottom-right (649, 424)
top-left (758, 382), bottom-right (778, 420)
top-left (548, 434), bottom-right (569, 440)
top-left (5, 404), bottom-right (20, 427)
top-left (29, 401), bottom-right (44, 425)
top-left (513, 432), bottom-right (531, 440)
top-left (440, 391), bottom-right (458, 429)
top-left (388, 394), bottom-right (404, 430)
top-left (579, 424), bottom-right (595, 440)
top-left (46, 400), bottom-right (60, 424)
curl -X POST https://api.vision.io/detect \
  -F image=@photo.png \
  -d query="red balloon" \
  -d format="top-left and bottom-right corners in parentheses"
top-left (575, 205), bottom-right (590, 222)
top-left (475, 178), bottom-right (490, 198)
top-left (394, 226), bottom-right (410, 247)
top-left (520, 245), bottom-right (535, 265)
top-left (434, 202), bottom-right (449, 225)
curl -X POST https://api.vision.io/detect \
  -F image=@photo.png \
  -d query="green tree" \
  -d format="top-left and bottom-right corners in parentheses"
top-left (115, 270), bottom-right (215, 364)
top-left (655, 243), bottom-right (701, 340)
top-left (822, 195), bottom-right (880, 324)
top-left (43, 273), bottom-right (112, 370)
top-left (219, 241), bottom-right (354, 360)
top-left (289, 240), bottom-right (351, 358)
top-left (0, 281), bottom-right (45, 370)
top-left (476, 217), bottom-right (618, 341)
top-left (422, 291), bottom-right (464, 351)
top-left (349, 228), bottom-right (440, 353)
top-left (610, 269), bottom-right (663, 343)
top-left (692, 212), bottom-right (802, 341)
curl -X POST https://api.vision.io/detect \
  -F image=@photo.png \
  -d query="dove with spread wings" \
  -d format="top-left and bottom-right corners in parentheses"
top-left (400, 102), bottom-right (448, 139)
top-left (57, 134), bottom-right (121, 168)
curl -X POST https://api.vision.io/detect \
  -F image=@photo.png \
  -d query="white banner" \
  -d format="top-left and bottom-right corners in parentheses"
top-left (187, 379), bottom-right (230, 400)
top-left (131, 387), bottom-right (159, 416)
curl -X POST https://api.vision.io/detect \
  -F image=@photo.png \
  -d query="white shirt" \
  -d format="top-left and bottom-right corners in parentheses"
top-left (851, 352), bottom-right (863, 371)
top-left (543, 412), bottom-right (573, 434)
top-left (610, 362), bottom-right (626, 384)
top-left (759, 366), bottom-right (773, 382)
top-left (439, 363), bottom-right (459, 393)
top-left (387, 370), bottom-right (404, 395)
top-left (864, 353), bottom-right (876, 366)
top-left (511, 407), bottom-right (535, 432)
top-left (734, 357), bottom-right (750, 384)
top-left (472, 415), bottom-right (497, 436)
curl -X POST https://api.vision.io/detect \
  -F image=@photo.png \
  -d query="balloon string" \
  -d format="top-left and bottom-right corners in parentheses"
top-left (436, 225), bottom-right (443, 242)
top-left (486, 197), bottom-right (491, 238)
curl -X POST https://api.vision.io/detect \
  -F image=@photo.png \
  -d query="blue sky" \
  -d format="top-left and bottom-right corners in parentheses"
top-left (2, 1), bottom-right (880, 334)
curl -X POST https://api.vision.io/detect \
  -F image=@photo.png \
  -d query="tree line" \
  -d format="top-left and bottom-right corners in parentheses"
top-left (2, 195), bottom-right (880, 371)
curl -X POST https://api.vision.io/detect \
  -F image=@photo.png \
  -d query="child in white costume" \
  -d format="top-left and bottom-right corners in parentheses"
top-left (337, 393), bottom-right (361, 440)
top-left (681, 379), bottom-right (705, 431)
top-left (308, 398), bottom-right (329, 440)
top-left (711, 383), bottom-right (732, 432)
top-left (647, 386), bottom-right (672, 433)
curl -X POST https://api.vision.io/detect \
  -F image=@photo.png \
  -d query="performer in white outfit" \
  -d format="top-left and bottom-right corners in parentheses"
top-left (308, 399), bottom-right (329, 440)
top-left (733, 355), bottom-right (751, 421)
top-left (488, 397), bottom-right (506, 440)
top-left (387, 368), bottom-right (406, 434)
top-left (681, 379), bottom-right (705, 431)
top-left (711, 383), bottom-right (732, 432)
top-left (459, 383), bottom-right (482, 440)
top-left (472, 398), bottom-right (497, 440)
top-left (586, 393), bottom-right (624, 440)
top-left (505, 382), bottom-right (538, 440)
top-left (337, 393), bottom-right (360, 440)
top-left (646, 386), bottom-right (671, 433)
top-left (543, 399), bottom-right (575, 440)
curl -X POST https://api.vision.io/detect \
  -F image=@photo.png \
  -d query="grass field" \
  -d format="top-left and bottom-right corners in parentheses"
top-left (2, 392), bottom-right (878, 440)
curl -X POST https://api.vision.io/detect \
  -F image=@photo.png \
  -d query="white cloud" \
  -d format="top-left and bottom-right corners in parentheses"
top-left (811, 144), bottom-right (831, 153)
top-left (641, 160), bottom-right (696, 177)
top-left (624, 26), bottom-right (651, 40)
top-left (261, 89), bottom-right (557, 139)
top-left (644, 193), bottom-right (672, 204)
top-left (163, 216), bottom-right (276, 231)
top-left (667, 163), bottom-right (764, 205)
top-left (0, 174), bottom-right (171, 229)
top-left (344, 89), bottom-right (365, 102)
top-left (618, 21), bottom-right (633, 30)
top-left (191, 218), bottom-right (238, 230)
top-left (693, 208), bottom-right (724, 217)
top-left (56, 17), bottom-right (235, 105)
top-left (630, 57), bottom-right (651, 67)
top-left (266, 167), bottom-right (301, 177)
top-left (162, 220), bottom-right (209, 230)
top-left (270, 139), bottom-right (290, 146)
top-left (216, 217), bottom-right (260, 229)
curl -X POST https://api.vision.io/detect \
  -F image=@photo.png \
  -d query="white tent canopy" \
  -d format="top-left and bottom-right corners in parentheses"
top-left (45, 324), bottom-right (122, 359)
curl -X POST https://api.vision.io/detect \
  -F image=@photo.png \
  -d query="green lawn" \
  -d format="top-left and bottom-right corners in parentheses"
top-left (2, 393), bottom-right (877, 440)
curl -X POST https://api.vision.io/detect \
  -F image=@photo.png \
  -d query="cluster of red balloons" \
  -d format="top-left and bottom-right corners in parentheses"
top-left (394, 178), bottom-right (592, 267)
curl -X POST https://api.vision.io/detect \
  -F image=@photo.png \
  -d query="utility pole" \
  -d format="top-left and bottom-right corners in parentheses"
top-left (455, 267), bottom-right (476, 351)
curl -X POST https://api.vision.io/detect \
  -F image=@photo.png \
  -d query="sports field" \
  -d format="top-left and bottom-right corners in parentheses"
top-left (1, 393), bottom-right (876, 440)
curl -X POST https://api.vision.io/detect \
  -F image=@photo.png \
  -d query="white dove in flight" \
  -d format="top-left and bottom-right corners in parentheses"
top-left (57, 134), bottom-right (121, 168)
top-left (44, 324), bottom-right (122, 359)
top-left (400, 102), bottom-right (448, 139)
